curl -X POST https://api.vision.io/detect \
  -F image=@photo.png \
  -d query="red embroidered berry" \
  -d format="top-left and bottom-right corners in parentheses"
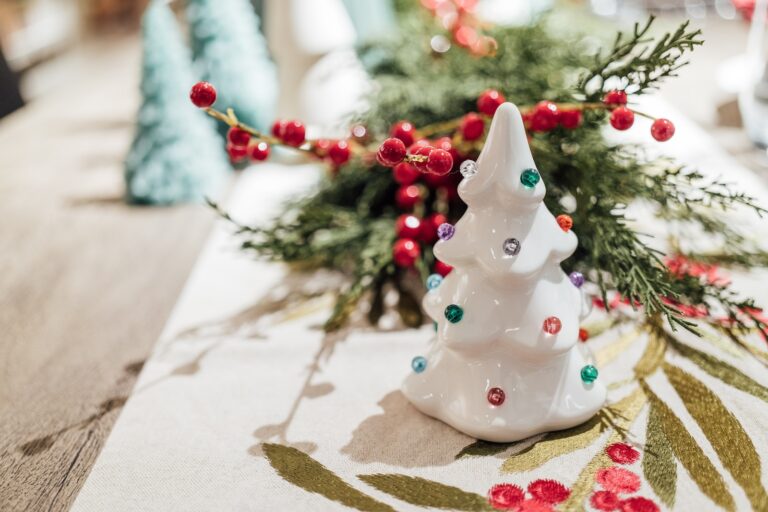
top-left (248, 141), bottom-right (270, 161)
top-left (390, 120), bottom-right (416, 147)
top-left (516, 499), bottom-right (554, 512)
top-left (603, 90), bottom-right (628, 106)
top-left (189, 81), bottom-right (217, 108)
top-left (412, 145), bottom-right (434, 173)
top-left (606, 443), bottom-right (640, 464)
top-left (590, 490), bottom-right (621, 511)
top-left (530, 101), bottom-right (559, 132)
top-left (487, 387), bottom-right (505, 406)
top-left (329, 140), bottom-right (351, 165)
top-left (427, 148), bottom-right (453, 176)
top-left (226, 143), bottom-right (248, 162)
top-left (393, 162), bottom-right (420, 185)
top-left (434, 260), bottom-right (453, 276)
top-left (527, 480), bottom-right (570, 504)
top-left (596, 467), bottom-right (641, 494)
top-left (556, 214), bottom-right (573, 232)
top-left (393, 238), bottom-right (420, 267)
top-left (271, 120), bottom-right (286, 138)
top-left (488, 483), bottom-right (525, 510)
top-left (226, 127), bottom-right (251, 147)
top-left (610, 107), bottom-right (635, 131)
top-left (395, 184), bottom-right (422, 209)
top-left (578, 328), bottom-right (589, 342)
top-left (377, 138), bottom-right (407, 167)
top-left (420, 213), bottom-right (447, 243)
top-left (651, 118), bottom-right (675, 142)
top-left (620, 497), bottom-right (659, 512)
top-left (395, 214), bottom-right (422, 239)
top-left (478, 89), bottom-right (506, 116)
top-left (543, 316), bottom-right (562, 335)
top-left (559, 109), bottom-right (582, 129)
top-left (460, 113), bottom-right (485, 141)
top-left (281, 120), bottom-right (306, 146)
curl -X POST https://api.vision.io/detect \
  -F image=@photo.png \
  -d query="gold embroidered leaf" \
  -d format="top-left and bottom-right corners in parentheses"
top-left (644, 384), bottom-right (735, 511)
top-left (262, 443), bottom-right (396, 512)
top-left (643, 403), bottom-right (676, 508)
top-left (358, 474), bottom-right (492, 511)
top-left (664, 363), bottom-right (768, 511)
top-left (595, 327), bottom-right (642, 367)
top-left (455, 440), bottom-right (516, 459)
top-left (634, 330), bottom-right (666, 379)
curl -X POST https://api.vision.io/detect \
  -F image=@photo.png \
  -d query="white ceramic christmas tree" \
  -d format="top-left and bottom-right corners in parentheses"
top-left (402, 102), bottom-right (606, 442)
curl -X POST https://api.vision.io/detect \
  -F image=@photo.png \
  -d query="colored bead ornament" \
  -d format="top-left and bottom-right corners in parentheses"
top-left (503, 238), bottom-right (521, 256)
top-left (581, 364), bottom-right (599, 383)
top-left (520, 168), bottom-right (540, 189)
top-left (569, 271), bottom-right (585, 288)
top-left (487, 387), bottom-right (505, 406)
top-left (460, 159), bottom-right (477, 178)
top-left (445, 304), bottom-right (463, 323)
top-left (578, 328), bottom-right (589, 342)
top-left (543, 316), bottom-right (562, 335)
top-left (411, 356), bottom-right (427, 373)
top-left (437, 223), bottom-right (455, 241)
top-left (556, 214), bottom-right (573, 232)
top-left (426, 273), bottom-right (443, 290)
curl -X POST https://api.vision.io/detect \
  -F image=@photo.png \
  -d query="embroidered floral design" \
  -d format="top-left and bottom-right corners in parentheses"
top-left (596, 467), bottom-right (641, 494)
top-left (606, 443), bottom-right (641, 465)
top-left (488, 479), bottom-right (570, 511)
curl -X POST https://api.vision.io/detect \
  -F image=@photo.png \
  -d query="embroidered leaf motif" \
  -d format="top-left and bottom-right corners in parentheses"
top-left (643, 384), bottom-right (735, 511)
top-left (358, 474), bottom-right (493, 511)
top-left (262, 443), bottom-right (396, 512)
top-left (455, 440), bottom-right (516, 459)
top-left (595, 327), bottom-right (642, 367)
top-left (664, 363), bottom-right (768, 511)
top-left (634, 330), bottom-right (666, 379)
top-left (643, 403), bottom-right (677, 508)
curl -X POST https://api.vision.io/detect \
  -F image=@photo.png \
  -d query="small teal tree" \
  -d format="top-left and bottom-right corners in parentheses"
top-left (125, 0), bottom-right (228, 205)
top-left (187, 0), bottom-right (278, 134)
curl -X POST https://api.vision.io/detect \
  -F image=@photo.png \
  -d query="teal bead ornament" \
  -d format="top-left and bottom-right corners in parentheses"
top-left (426, 273), bottom-right (443, 290)
top-left (520, 168), bottom-right (540, 189)
top-left (581, 365), bottom-right (599, 383)
top-left (444, 304), bottom-right (464, 323)
top-left (411, 356), bottom-right (427, 373)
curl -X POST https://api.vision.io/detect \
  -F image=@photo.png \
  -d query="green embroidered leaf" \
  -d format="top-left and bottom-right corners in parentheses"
top-left (669, 339), bottom-right (768, 403)
top-left (358, 474), bottom-right (492, 511)
top-left (455, 440), bottom-right (515, 459)
top-left (262, 443), bottom-right (396, 512)
top-left (664, 363), bottom-right (768, 511)
top-left (643, 384), bottom-right (735, 511)
top-left (644, 403), bottom-right (677, 508)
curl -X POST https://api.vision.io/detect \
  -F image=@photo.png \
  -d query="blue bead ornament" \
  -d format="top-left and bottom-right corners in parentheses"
top-left (426, 273), bottom-right (443, 290)
top-left (412, 356), bottom-right (427, 373)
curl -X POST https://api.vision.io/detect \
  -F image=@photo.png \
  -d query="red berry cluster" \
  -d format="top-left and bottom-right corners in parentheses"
top-left (523, 101), bottom-right (582, 132)
top-left (272, 119), bottom-right (306, 147)
top-left (311, 138), bottom-right (352, 167)
top-left (603, 90), bottom-right (675, 142)
top-left (225, 127), bottom-right (270, 163)
top-left (421, 0), bottom-right (497, 56)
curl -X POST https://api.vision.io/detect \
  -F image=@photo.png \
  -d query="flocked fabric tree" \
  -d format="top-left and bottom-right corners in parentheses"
top-left (186, 0), bottom-right (278, 134)
top-left (402, 103), bottom-right (607, 442)
top-left (125, 0), bottom-right (228, 205)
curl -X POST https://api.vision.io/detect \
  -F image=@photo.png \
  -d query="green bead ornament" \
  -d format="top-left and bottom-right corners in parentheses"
top-left (520, 168), bottom-right (540, 189)
top-left (581, 364), bottom-right (599, 383)
top-left (444, 304), bottom-right (464, 323)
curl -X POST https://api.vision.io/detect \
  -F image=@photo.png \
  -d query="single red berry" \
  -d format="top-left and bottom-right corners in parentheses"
top-left (420, 213), bottom-right (447, 243)
top-left (610, 107), bottom-right (635, 131)
top-left (393, 238), bottom-right (421, 267)
top-left (556, 214), bottom-right (573, 232)
top-left (189, 81), bottom-right (217, 108)
top-left (226, 143), bottom-right (248, 162)
top-left (461, 113), bottom-right (485, 141)
top-left (393, 162), bottom-right (420, 185)
top-left (527, 479), bottom-right (571, 504)
top-left (395, 214), bottom-right (422, 239)
top-left (412, 145), bottom-right (433, 173)
top-left (427, 148), bottom-right (453, 176)
top-left (281, 120), bottom-right (306, 146)
top-left (377, 138), bottom-right (407, 167)
top-left (227, 127), bottom-right (251, 147)
top-left (651, 118), bottom-right (675, 141)
top-left (590, 491), bottom-right (621, 512)
top-left (487, 387), bottom-right (505, 406)
top-left (396, 184), bottom-right (422, 209)
top-left (434, 259), bottom-right (453, 276)
top-left (530, 101), bottom-right (559, 132)
top-left (603, 90), bottom-right (628, 106)
top-left (606, 442), bottom-right (640, 464)
top-left (596, 467), bottom-right (641, 494)
top-left (248, 141), bottom-right (270, 161)
top-left (559, 109), bottom-right (582, 129)
top-left (313, 139), bottom-right (332, 158)
top-left (487, 484), bottom-right (525, 510)
top-left (620, 497), bottom-right (659, 512)
top-left (390, 120), bottom-right (416, 147)
top-left (477, 89), bottom-right (505, 116)
top-left (271, 120), bottom-right (286, 138)
top-left (434, 136), bottom-right (462, 163)
top-left (578, 328), bottom-right (589, 342)
top-left (329, 140), bottom-right (351, 165)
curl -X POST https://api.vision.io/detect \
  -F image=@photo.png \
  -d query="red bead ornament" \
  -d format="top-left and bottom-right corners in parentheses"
top-left (393, 238), bottom-right (421, 267)
top-left (606, 443), bottom-right (640, 464)
top-left (556, 214), bottom-right (573, 232)
top-left (393, 162), bottom-right (420, 185)
top-left (460, 113), bottom-right (485, 141)
top-left (591, 491), bottom-right (621, 512)
top-left (390, 120), bottom-right (416, 147)
top-left (395, 214), bottom-right (422, 239)
top-left (396, 184), bottom-right (422, 209)
top-left (412, 145), bottom-right (434, 172)
top-left (487, 387), bottom-right (505, 406)
top-left (578, 328), bottom-right (589, 342)
top-left (559, 109), bottom-right (582, 129)
top-left (427, 148), bottom-right (453, 175)
top-left (650, 118), bottom-right (675, 141)
top-left (487, 484), bottom-right (525, 510)
top-left (227, 127), bottom-right (251, 147)
top-left (543, 316), bottom-right (562, 335)
top-left (603, 90), bottom-right (628, 106)
top-left (226, 143), bottom-right (248, 162)
top-left (530, 101), bottom-right (559, 132)
top-left (271, 120), bottom-right (286, 138)
top-left (420, 213), bottom-right (447, 243)
top-left (477, 89), bottom-right (505, 116)
top-left (434, 260), bottom-right (453, 276)
top-left (282, 120), bottom-right (306, 146)
top-left (248, 141), bottom-right (270, 161)
top-left (610, 107), bottom-right (635, 131)
top-left (329, 140), bottom-right (351, 165)
top-left (527, 480), bottom-right (571, 504)
top-left (189, 81), bottom-right (217, 108)
top-left (377, 138), bottom-right (407, 167)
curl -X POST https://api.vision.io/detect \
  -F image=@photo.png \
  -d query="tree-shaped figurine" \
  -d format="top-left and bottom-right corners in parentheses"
top-left (402, 103), bottom-right (607, 442)
top-left (125, 0), bottom-right (228, 205)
